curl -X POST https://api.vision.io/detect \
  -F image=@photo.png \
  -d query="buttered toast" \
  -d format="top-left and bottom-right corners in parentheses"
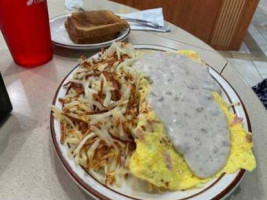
top-left (65, 10), bottom-right (129, 44)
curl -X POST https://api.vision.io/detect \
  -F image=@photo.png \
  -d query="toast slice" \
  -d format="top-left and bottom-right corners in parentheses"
top-left (65, 10), bottom-right (129, 44)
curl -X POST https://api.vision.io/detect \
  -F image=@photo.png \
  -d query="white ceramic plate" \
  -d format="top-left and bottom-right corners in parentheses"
top-left (49, 14), bottom-right (131, 50)
top-left (50, 45), bottom-right (251, 200)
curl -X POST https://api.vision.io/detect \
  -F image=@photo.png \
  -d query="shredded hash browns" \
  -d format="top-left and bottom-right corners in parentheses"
top-left (51, 42), bottom-right (144, 186)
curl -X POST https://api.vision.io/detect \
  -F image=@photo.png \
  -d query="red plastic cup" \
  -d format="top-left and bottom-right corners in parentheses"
top-left (0, 0), bottom-right (53, 67)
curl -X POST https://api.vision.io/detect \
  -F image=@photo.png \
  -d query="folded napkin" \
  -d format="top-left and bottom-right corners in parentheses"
top-left (117, 8), bottom-right (170, 32)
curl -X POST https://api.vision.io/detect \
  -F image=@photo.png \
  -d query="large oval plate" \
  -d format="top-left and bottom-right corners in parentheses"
top-left (49, 14), bottom-right (131, 50)
top-left (50, 45), bottom-right (251, 200)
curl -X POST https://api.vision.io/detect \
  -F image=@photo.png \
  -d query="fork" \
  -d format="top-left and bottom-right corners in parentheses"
top-left (119, 17), bottom-right (163, 29)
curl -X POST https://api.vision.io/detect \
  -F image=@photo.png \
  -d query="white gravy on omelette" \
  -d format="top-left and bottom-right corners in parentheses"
top-left (133, 52), bottom-right (230, 178)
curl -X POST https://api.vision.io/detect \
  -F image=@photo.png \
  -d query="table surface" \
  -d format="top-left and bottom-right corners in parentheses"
top-left (0, 0), bottom-right (266, 200)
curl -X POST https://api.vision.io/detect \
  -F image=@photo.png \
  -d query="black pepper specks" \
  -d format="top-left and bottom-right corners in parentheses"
top-left (222, 140), bottom-right (230, 147)
top-left (196, 107), bottom-right (204, 113)
top-left (200, 128), bottom-right (207, 133)
top-left (174, 96), bottom-right (179, 101)
top-left (165, 91), bottom-right (172, 96)
top-left (158, 96), bottom-right (164, 102)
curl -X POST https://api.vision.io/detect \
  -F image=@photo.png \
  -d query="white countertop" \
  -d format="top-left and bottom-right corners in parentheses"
top-left (0, 0), bottom-right (266, 199)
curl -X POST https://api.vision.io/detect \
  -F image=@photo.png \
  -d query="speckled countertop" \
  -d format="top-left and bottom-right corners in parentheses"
top-left (0, 0), bottom-right (266, 200)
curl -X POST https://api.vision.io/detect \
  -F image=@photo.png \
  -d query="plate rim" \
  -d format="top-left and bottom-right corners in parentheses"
top-left (49, 13), bottom-right (131, 50)
top-left (50, 44), bottom-right (251, 200)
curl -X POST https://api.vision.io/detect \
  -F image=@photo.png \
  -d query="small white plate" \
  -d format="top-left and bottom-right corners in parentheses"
top-left (49, 14), bottom-right (131, 50)
top-left (50, 44), bottom-right (251, 200)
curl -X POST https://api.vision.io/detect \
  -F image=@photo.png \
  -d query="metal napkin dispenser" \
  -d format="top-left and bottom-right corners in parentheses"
top-left (0, 73), bottom-right (12, 122)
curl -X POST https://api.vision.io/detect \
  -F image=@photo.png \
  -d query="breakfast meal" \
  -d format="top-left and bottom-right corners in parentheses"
top-left (51, 42), bottom-right (256, 191)
top-left (65, 10), bottom-right (129, 44)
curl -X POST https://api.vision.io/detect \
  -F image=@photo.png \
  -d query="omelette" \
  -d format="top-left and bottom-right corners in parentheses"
top-left (129, 50), bottom-right (256, 190)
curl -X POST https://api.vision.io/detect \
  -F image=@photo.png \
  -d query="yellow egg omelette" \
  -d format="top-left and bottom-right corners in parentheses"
top-left (129, 50), bottom-right (256, 191)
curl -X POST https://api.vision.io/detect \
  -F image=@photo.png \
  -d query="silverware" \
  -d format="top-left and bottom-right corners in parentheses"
top-left (121, 17), bottom-right (171, 32)
top-left (120, 17), bottom-right (162, 28)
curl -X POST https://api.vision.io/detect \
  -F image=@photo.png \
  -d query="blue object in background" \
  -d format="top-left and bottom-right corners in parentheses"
top-left (252, 78), bottom-right (267, 110)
